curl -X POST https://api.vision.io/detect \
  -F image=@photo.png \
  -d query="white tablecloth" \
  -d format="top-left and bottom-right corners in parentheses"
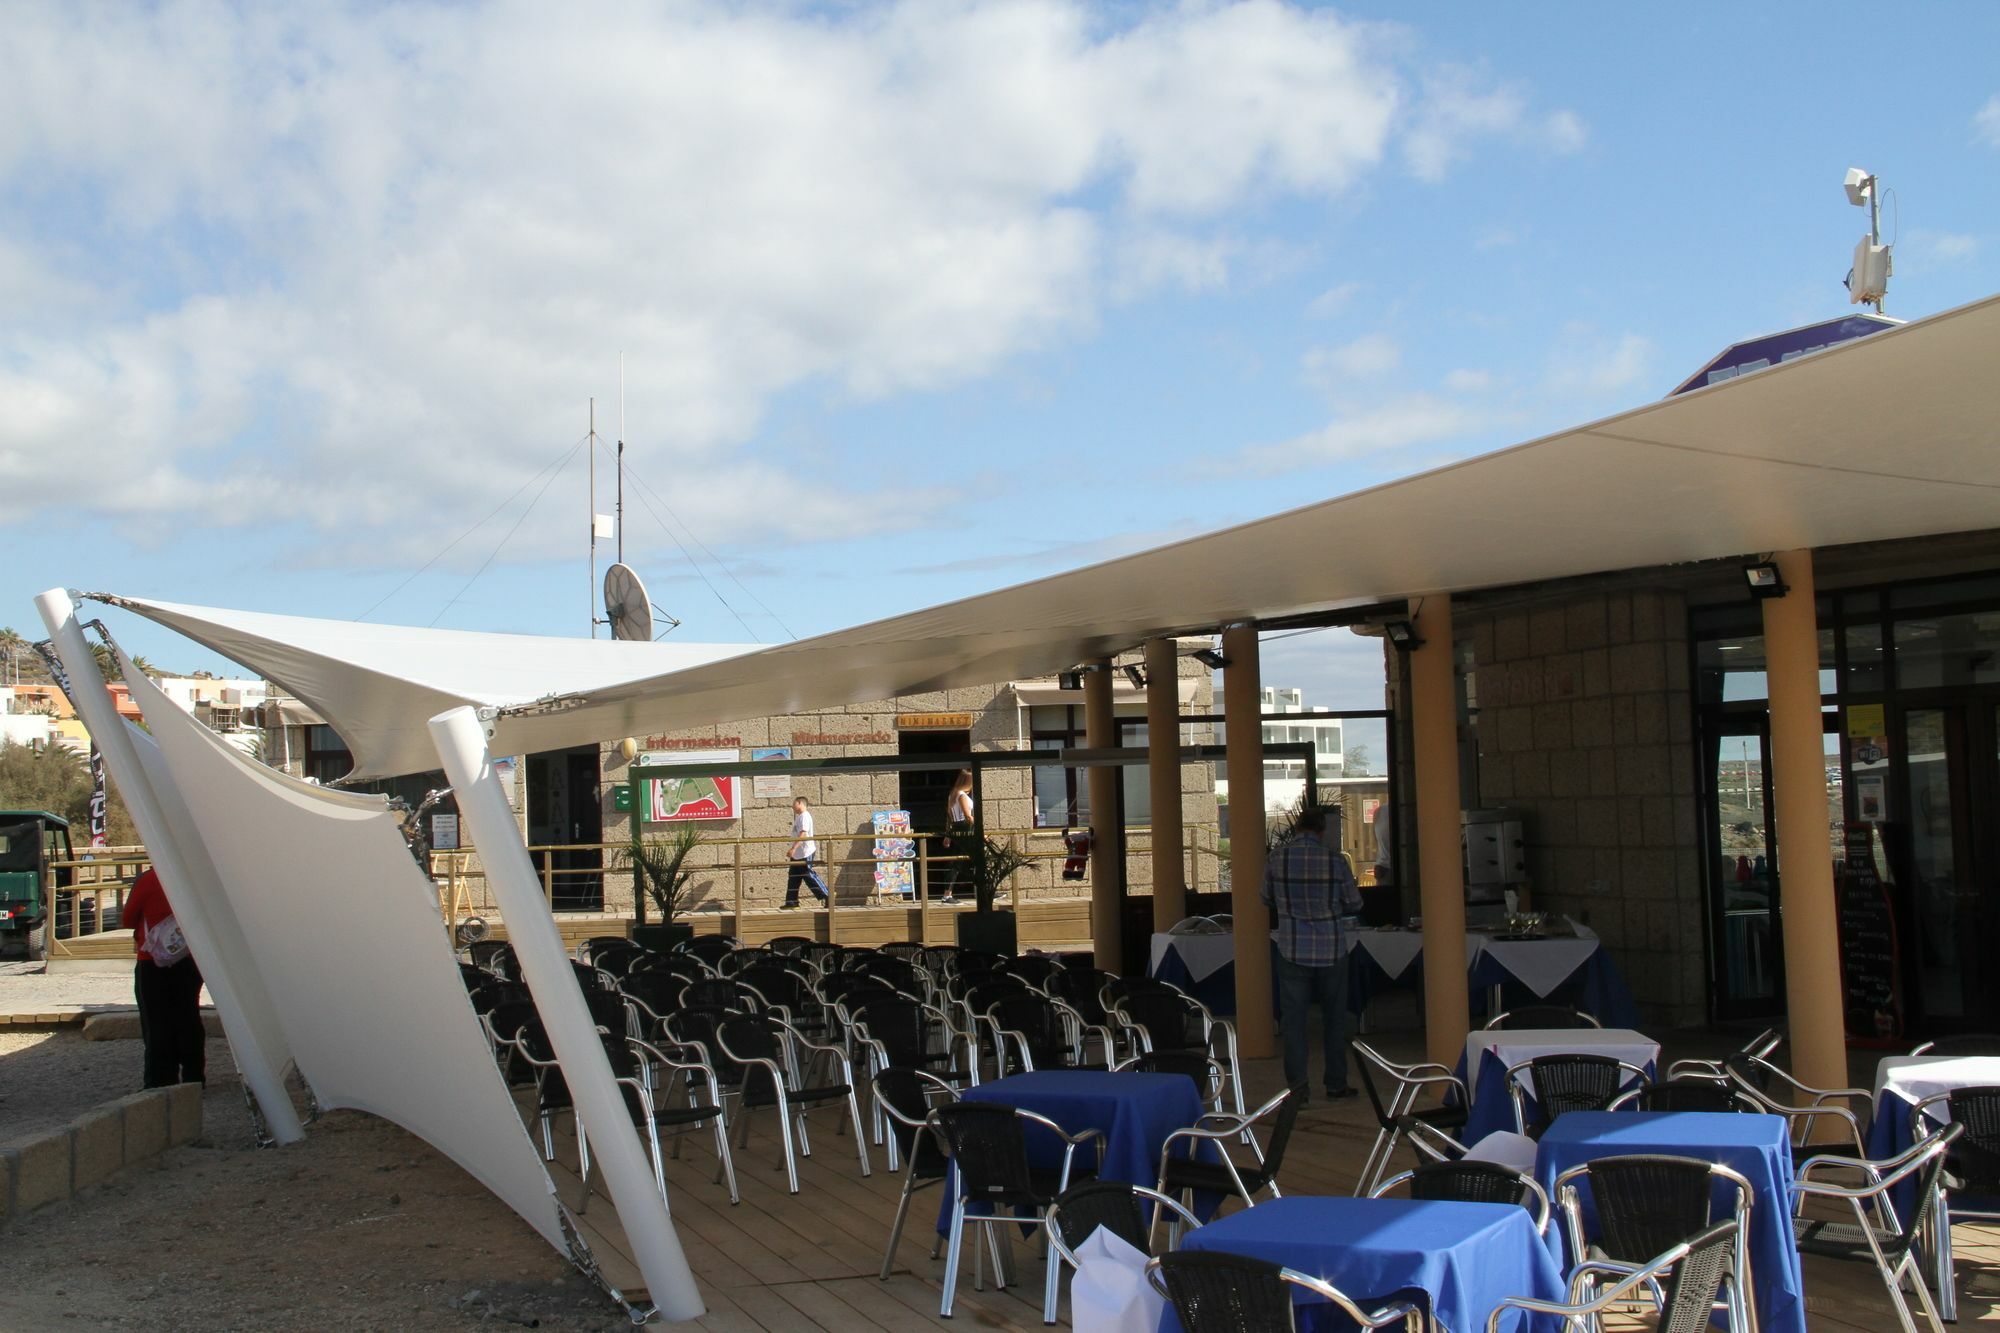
top-left (1464, 1027), bottom-right (1659, 1100)
top-left (1479, 938), bottom-right (1601, 998)
top-left (1874, 1055), bottom-right (2000, 1123)
top-left (1149, 930), bottom-right (1237, 984)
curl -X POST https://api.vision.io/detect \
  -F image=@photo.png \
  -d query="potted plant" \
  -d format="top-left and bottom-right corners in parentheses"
top-left (619, 822), bottom-right (705, 952)
top-left (953, 834), bottom-right (1033, 955)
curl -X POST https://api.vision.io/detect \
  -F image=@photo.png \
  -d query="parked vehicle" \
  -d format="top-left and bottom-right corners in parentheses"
top-left (0, 810), bottom-right (74, 960)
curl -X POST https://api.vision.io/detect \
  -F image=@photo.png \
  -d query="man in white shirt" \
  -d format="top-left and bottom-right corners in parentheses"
top-left (782, 796), bottom-right (829, 909)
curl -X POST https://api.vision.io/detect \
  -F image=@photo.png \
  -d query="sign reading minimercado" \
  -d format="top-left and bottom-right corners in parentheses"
top-left (895, 713), bottom-right (973, 729)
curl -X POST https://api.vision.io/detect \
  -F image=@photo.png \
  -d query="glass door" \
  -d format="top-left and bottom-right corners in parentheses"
top-left (1899, 706), bottom-right (1990, 1026)
top-left (1707, 721), bottom-right (1782, 1017)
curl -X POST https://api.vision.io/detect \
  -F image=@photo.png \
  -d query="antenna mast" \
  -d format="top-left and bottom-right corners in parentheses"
top-left (588, 397), bottom-right (597, 638)
top-left (617, 353), bottom-right (626, 565)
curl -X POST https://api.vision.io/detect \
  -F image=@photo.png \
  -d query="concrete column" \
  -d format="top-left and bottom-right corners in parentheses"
top-left (1221, 625), bottom-right (1276, 1057)
top-left (1083, 658), bottom-right (1124, 972)
top-left (1145, 638), bottom-right (1187, 930)
top-left (1409, 595), bottom-right (1470, 1069)
top-left (1761, 550), bottom-right (1847, 1110)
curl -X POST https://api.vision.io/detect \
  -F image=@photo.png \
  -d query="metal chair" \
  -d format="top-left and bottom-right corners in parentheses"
top-left (1486, 1220), bottom-right (1741, 1333)
top-left (677, 933), bottom-right (738, 971)
top-left (1483, 1004), bottom-right (1601, 1030)
top-left (985, 991), bottom-right (1104, 1076)
top-left (1554, 1153), bottom-right (1755, 1332)
top-left (1369, 1159), bottom-right (1552, 1233)
top-left (1723, 1051), bottom-right (1870, 1153)
top-left (1351, 1039), bottom-right (1471, 1196)
top-left (999, 954), bottom-right (1064, 987)
top-left (927, 1102), bottom-right (1102, 1317)
top-left (1114, 1050), bottom-right (1228, 1110)
top-left (1156, 1085), bottom-right (1305, 1226)
top-left (1609, 1077), bottom-right (1759, 1113)
top-left (1913, 1086), bottom-right (2000, 1322)
top-left (713, 1012), bottom-right (870, 1193)
top-left (1146, 1251), bottom-right (1422, 1333)
top-left (1043, 967), bottom-right (1120, 1064)
top-left (584, 1033), bottom-right (739, 1208)
top-left (1909, 1033), bottom-right (2000, 1057)
top-left (871, 1067), bottom-right (958, 1279)
top-left (1110, 986), bottom-right (1246, 1121)
top-left (1042, 1179), bottom-right (1201, 1325)
top-left (1794, 1123), bottom-right (1960, 1333)
top-left (1506, 1054), bottom-right (1650, 1138)
top-left (1665, 1026), bottom-right (1782, 1083)
top-left (765, 934), bottom-right (816, 956)
top-left (466, 939), bottom-right (514, 976)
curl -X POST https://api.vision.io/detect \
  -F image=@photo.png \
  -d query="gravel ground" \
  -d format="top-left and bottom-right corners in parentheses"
top-left (1, 964), bottom-right (634, 1330)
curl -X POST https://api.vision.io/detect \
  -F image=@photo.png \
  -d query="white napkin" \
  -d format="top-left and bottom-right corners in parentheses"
top-left (1462, 1130), bottom-right (1539, 1175)
top-left (1069, 1227), bottom-right (1165, 1333)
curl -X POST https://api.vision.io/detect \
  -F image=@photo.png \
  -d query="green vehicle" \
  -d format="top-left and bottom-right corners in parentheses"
top-left (0, 811), bottom-right (74, 960)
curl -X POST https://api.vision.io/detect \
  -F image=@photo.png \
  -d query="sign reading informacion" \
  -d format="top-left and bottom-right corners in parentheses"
top-left (752, 747), bottom-right (792, 799)
top-left (642, 748), bottom-right (739, 823)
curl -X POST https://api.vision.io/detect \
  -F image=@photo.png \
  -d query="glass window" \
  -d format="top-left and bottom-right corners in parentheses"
top-left (1893, 610), bottom-right (2000, 689)
top-left (1843, 622), bottom-right (1886, 693)
top-left (1889, 575), bottom-right (2000, 611)
top-left (1695, 630), bottom-right (1836, 704)
top-left (1120, 721), bottom-right (1151, 826)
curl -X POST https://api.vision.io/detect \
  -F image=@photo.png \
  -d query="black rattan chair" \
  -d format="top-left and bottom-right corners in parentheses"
top-left (1111, 986), bottom-right (1246, 1121)
top-left (1554, 1153), bottom-right (1754, 1332)
top-left (1486, 1219), bottom-right (1740, 1333)
top-left (1914, 1087), bottom-right (2000, 1321)
top-left (579, 1033), bottom-right (738, 1208)
top-left (1507, 1053), bottom-right (1650, 1138)
top-left (466, 939), bottom-right (513, 976)
top-left (928, 1102), bottom-right (1102, 1317)
top-left (678, 933), bottom-right (737, 969)
top-left (1156, 1084), bottom-right (1304, 1223)
top-left (1794, 1124), bottom-right (1959, 1333)
top-left (714, 1012), bottom-right (870, 1193)
top-left (1370, 1159), bottom-right (1552, 1233)
top-left (872, 1067), bottom-right (958, 1279)
top-left (1147, 1251), bottom-right (1421, 1333)
top-left (1723, 1051), bottom-right (1870, 1153)
top-left (1114, 1050), bottom-right (1227, 1109)
top-left (1351, 1039), bottom-right (1471, 1196)
top-left (1609, 1077), bottom-right (1758, 1113)
top-left (1042, 1179), bottom-right (1200, 1324)
top-left (1484, 1004), bottom-right (1601, 1030)
top-left (985, 992), bottom-right (1102, 1075)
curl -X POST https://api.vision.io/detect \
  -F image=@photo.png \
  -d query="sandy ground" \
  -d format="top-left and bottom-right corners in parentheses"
top-left (1, 965), bottom-right (633, 1331)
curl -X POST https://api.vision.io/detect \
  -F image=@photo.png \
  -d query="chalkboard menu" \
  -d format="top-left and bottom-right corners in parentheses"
top-left (1838, 822), bottom-right (1900, 1041)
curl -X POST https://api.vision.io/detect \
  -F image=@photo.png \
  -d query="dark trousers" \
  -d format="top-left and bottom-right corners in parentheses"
top-left (1274, 952), bottom-right (1350, 1093)
top-left (784, 857), bottom-right (828, 906)
top-left (136, 956), bottom-right (206, 1087)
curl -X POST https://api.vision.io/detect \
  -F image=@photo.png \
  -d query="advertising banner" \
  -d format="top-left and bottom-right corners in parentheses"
top-left (751, 747), bottom-right (792, 799)
top-left (643, 749), bottom-right (739, 822)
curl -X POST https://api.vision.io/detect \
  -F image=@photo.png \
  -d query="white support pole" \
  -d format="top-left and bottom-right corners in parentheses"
top-left (34, 588), bottom-right (305, 1143)
top-left (430, 705), bottom-right (705, 1321)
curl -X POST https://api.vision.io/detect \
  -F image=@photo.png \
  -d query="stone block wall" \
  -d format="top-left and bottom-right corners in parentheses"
top-left (1464, 587), bottom-right (1707, 1027)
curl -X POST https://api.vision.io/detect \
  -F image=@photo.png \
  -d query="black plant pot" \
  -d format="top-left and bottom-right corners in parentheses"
top-left (955, 909), bottom-right (1018, 956)
top-left (631, 922), bottom-right (694, 953)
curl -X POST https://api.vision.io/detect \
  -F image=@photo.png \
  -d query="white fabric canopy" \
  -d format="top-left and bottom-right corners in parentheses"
top-left (118, 647), bottom-right (570, 1253)
top-left (93, 291), bottom-right (2000, 774)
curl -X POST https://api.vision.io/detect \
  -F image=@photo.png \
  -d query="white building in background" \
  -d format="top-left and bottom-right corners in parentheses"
top-left (1259, 686), bottom-right (1343, 783)
top-left (154, 676), bottom-right (269, 756)
top-left (0, 686), bottom-right (57, 750)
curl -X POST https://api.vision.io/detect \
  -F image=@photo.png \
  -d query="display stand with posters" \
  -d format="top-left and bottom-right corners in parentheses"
top-left (873, 810), bottom-right (915, 901)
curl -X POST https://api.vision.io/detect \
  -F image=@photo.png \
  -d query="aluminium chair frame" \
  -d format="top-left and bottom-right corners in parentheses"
top-left (1911, 1091), bottom-right (1999, 1324)
top-left (872, 1068), bottom-right (960, 1281)
top-left (713, 1013), bottom-right (872, 1194)
top-left (1351, 1039), bottom-right (1471, 1196)
top-left (1041, 1181), bottom-right (1201, 1325)
top-left (1484, 1222), bottom-right (1740, 1333)
top-left (1369, 1161), bottom-right (1553, 1234)
top-left (1792, 1124), bottom-right (1960, 1333)
top-left (1144, 1253), bottom-right (1424, 1333)
top-left (1503, 1056), bottom-right (1653, 1137)
top-left (1553, 1154), bottom-right (1757, 1333)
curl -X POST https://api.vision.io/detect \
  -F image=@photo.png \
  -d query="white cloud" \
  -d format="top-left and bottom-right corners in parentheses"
top-left (1306, 282), bottom-right (1362, 317)
top-left (1403, 65), bottom-right (1586, 182)
top-left (1543, 326), bottom-right (1656, 397)
top-left (1235, 392), bottom-right (1507, 473)
top-left (1976, 95), bottom-right (2000, 147)
top-left (1473, 226), bottom-right (1520, 250)
top-left (1302, 332), bottom-right (1402, 387)
top-left (0, 0), bottom-right (1427, 555)
top-left (1444, 368), bottom-right (1497, 392)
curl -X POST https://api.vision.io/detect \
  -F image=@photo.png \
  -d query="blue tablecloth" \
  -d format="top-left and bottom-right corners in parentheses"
top-left (1469, 947), bottom-right (1642, 1030)
top-left (1149, 938), bottom-right (1240, 1016)
top-left (936, 1070), bottom-right (1205, 1232)
top-left (1168, 1195), bottom-right (1567, 1333)
top-left (1534, 1111), bottom-right (1806, 1333)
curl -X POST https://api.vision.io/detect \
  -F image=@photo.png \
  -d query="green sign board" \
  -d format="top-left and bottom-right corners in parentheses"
top-left (612, 782), bottom-right (634, 813)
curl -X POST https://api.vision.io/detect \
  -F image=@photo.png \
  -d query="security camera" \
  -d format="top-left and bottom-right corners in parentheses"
top-left (1843, 167), bottom-right (1873, 207)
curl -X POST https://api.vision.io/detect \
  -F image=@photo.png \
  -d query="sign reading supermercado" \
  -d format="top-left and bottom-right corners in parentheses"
top-left (640, 748), bottom-right (739, 822)
top-left (896, 713), bottom-right (973, 729)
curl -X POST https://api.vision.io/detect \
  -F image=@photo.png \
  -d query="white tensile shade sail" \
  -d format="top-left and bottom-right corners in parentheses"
top-left (115, 648), bottom-right (572, 1254)
top-left (100, 290), bottom-right (2000, 774)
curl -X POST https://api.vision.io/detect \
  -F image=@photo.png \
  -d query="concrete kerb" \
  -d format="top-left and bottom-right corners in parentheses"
top-left (0, 1084), bottom-right (203, 1228)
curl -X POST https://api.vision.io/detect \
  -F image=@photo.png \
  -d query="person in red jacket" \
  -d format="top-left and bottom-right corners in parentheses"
top-left (122, 868), bottom-right (205, 1087)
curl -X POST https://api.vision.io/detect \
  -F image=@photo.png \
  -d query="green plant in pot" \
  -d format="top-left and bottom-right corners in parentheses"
top-left (954, 834), bottom-right (1033, 955)
top-left (618, 822), bottom-right (704, 952)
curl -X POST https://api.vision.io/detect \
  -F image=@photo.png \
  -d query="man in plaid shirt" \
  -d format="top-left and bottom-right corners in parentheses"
top-left (1261, 805), bottom-right (1363, 1099)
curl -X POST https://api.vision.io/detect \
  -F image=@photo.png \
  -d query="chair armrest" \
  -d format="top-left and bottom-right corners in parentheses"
top-left (1014, 1105), bottom-right (1105, 1149)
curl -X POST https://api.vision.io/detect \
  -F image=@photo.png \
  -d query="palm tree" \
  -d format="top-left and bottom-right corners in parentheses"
top-left (0, 627), bottom-right (24, 684)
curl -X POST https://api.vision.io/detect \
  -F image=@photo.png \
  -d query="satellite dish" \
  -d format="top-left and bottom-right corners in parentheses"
top-left (603, 562), bottom-right (655, 641)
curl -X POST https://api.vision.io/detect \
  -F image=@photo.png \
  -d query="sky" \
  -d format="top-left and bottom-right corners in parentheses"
top-left (4, 1), bottom-right (1998, 724)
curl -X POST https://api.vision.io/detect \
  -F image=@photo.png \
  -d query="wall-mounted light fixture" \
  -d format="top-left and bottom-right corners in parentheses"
top-left (1122, 664), bottom-right (1146, 688)
top-left (1058, 670), bottom-right (1084, 691)
top-left (1191, 647), bottom-right (1230, 670)
top-left (1382, 620), bottom-right (1425, 650)
top-left (618, 736), bottom-right (639, 762)
top-left (1742, 561), bottom-right (1789, 600)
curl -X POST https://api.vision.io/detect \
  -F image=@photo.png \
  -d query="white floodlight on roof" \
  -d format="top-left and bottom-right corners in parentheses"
top-left (1843, 167), bottom-right (1873, 207)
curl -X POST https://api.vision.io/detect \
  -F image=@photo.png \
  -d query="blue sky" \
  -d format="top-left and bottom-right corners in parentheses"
top-left (3, 1), bottom-right (1996, 714)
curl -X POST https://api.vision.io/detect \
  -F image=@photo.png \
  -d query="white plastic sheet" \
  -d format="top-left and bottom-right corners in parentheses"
top-left (1069, 1227), bottom-right (1165, 1333)
top-left (120, 654), bottom-right (569, 1253)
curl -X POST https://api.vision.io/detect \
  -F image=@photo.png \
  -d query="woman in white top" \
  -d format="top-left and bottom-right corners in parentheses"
top-left (940, 769), bottom-right (974, 904)
top-left (782, 796), bottom-right (829, 909)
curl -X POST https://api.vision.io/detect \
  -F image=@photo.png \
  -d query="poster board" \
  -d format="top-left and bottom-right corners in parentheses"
top-left (1837, 821), bottom-right (1900, 1042)
top-left (872, 810), bottom-right (915, 899)
top-left (751, 747), bottom-right (792, 799)
top-left (641, 749), bottom-right (739, 822)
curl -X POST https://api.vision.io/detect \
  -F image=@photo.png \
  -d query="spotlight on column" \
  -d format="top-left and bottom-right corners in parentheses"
top-left (1743, 561), bottom-right (1789, 600)
top-left (1058, 670), bottom-right (1084, 691)
top-left (1122, 664), bottom-right (1146, 688)
top-left (1383, 619), bottom-right (1425, 650)
top-left (1191, 647), bottom-right (1230, 670)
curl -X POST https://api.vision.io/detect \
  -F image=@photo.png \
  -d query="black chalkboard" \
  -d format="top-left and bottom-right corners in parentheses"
top-left (1837, 822), bottom-right (1900, 1041)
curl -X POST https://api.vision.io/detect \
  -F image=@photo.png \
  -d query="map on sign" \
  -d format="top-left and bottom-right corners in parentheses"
top-left (641, 749), bottom-right (739, 822)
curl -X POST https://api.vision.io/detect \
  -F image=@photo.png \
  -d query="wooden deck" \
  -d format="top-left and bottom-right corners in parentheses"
top-left (531, 1030), bottom-right (2000, 1329)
